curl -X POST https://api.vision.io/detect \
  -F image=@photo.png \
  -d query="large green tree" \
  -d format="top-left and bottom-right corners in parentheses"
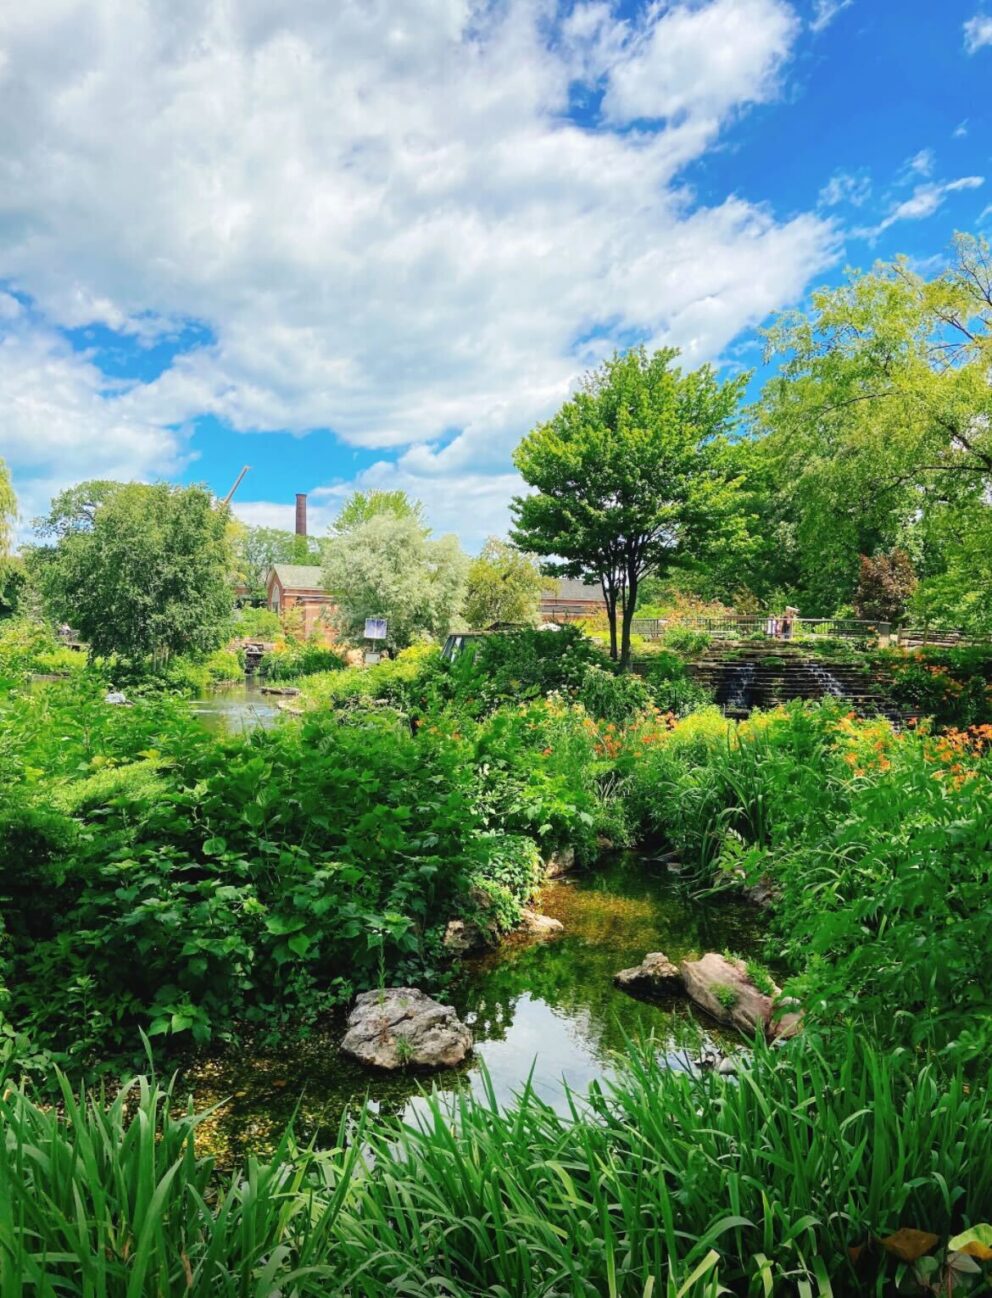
top-left (511, 347), bottom-right (746, 666)
top-left (323, 511), bottom-right (467, 650)
top-left (0, 457), bottom-right (16, 567)
top-left (41, 482), bottom-right (235, 662)
top-left (463, 538), bottom-right (548, 629)
top-left (756, 233), bottom-right (992, 621)
top-left (332, 490), bottom-right (426, 534)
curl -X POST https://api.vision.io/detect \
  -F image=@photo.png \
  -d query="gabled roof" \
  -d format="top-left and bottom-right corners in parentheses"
top-left (268, 564), bottom-right (327, 592)
top-left (542, 578), bottom-right (604, 602)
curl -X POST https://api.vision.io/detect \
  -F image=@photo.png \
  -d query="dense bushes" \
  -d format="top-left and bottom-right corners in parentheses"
top-left (871, 645), bottom-right (992, 728)
top-left (619, 702), bottom-right (992, 1057)
top-left (3, 1034), bottom-right (992, 1297)
top-left (259, 639), bottom-right (346, 681)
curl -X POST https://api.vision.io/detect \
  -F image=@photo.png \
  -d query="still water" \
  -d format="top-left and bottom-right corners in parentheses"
top-left (188, 854), bottom-right (760, 1159)
top-left (190, 682), bottom-right (284, 734)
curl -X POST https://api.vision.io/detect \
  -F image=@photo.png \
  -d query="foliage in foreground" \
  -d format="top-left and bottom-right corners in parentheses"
top-left (2, 1034), bottom-right (991, 1296)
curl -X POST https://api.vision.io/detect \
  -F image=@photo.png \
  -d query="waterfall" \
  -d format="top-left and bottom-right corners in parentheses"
top-left (722, 662), bottom-right (756, 712)
top-left (804, 662), bottom-right (847, 698)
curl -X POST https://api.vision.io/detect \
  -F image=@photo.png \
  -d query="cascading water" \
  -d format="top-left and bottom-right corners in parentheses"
top-left (721, 662), bottom-right (757, 712)
top-left (804, 661), bottom-right (847, 698)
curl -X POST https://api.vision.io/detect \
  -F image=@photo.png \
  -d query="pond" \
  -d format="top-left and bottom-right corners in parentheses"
top-left (188, 853), bottom-right (761, 1160)
top-left (190, 682), bottom-right (285, 734)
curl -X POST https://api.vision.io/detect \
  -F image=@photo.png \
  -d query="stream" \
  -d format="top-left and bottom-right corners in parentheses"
top-left (188, 853), bottom-right (761, 1160)
top-left (190, 682), bottom-right (284, 733)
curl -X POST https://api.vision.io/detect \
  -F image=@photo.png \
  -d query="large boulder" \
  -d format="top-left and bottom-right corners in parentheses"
top-left (517, 908), bottom-right (564, 938)
top-left (614, 952), bottom-right (682, 999)
top-left (679, 953), bottom-right (800, 1040)
top-left (341, 988), bottom-right (473, 1070)
top-left (543, 846), bottom-right (576, 878)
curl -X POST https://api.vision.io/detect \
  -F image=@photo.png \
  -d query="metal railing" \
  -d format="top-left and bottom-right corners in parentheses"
top-left (629, 616), bottom-right (894, 645)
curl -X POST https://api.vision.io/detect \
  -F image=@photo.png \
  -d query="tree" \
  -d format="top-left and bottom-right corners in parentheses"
top-left (41, 483), bottom-right (235, 662)
top-left (511, 347), bottom-right (746, 666)
top-left (463, 539), bottom-right (548, 628)
top-left (0, 457), bottom-right (16, 567)
top-left (333, 490), bottom-right (426, 534)
top-left (232, 525), bottom-right (321, 600)
top-left (323, 512), bottom-right (467, 650)
top-left (853, 549), bottom-right (917, 624)
top-left (757, 233), bottom-right (992, 616)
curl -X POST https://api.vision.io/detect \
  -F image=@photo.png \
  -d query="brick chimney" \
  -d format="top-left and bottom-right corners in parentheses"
top-left (295, 493), bottom-right (307, 537)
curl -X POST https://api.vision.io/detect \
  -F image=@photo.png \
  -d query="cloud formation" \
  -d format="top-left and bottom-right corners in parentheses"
top-left (0, 0), bottom-right (837, 544)
top-left (963, 13), bottom-right (992, 52)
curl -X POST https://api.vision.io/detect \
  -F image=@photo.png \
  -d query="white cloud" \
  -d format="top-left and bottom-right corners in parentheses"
top-left (819, 170), bottom-right (871, 208)
top-left (599, 0), bottom-right (798, 125)
top-left (810, 0), bottom-right (852, 33)
top-left (904, 148), bottom-right (935, 179)
top-left (0, 0), bottom-right (837, 542)
top-left (964, 14), bottom-right (992, 52)
top-left (868, 175), bottom-right (985, 236)
top-left (0, 315), bottom-right (189, 531)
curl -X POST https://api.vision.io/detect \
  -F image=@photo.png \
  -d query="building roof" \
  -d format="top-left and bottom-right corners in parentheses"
top-left (542, 578), bottom-right (604, 603)
top-left (268, 564), bottom-right (327, 592)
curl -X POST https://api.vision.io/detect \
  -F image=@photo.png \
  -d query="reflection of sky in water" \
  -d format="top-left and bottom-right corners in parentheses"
top-left (190, 855), bottom-right (758, 1159)
top-left (190, 685), bottom-right (283, 734)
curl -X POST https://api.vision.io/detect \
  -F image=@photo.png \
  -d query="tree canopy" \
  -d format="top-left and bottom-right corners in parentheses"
top-left (463, 539), bottom-right (548, 629)
top-left (333, 490), bottom-right (426, 534)
top-left (755, 233), bottom-right (992, 625)
top-left (511, 346), bottom-right (746, 665)
top-left (41, 482), bottom-right (235, 662)
top-left (0, 458), bottom-right (15, 569)
top-left (323, 511), bottom-right (467, 650)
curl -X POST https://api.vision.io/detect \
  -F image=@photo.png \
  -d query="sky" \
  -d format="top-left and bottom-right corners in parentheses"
top-left (1, 0), bottom-right (990, 551)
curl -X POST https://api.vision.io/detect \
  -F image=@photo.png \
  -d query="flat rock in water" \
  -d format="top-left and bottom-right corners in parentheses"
top-left (614, 951), bottom-right (682, 998)
top-left (517, 908), bottom-right (564, 938)
top-left (341, 988), bottom-right (473, 1070)
top-left (679, 953), bottom-right (800, 1040)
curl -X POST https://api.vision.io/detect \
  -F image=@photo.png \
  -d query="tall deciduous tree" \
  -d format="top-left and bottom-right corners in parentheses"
top-left (757, 233), bottom-right (992, 617)
top-left (0, 458), bottom-right (16, 568)
top-left (333, 490), bottom-right (426, 534)
top-left (323, 511), bottom-right (467, 649)
top-left (41, 483), bottom-right (235, 662)
top-left (511, 347), bottom-right (746, 666)
top-left (464, 538), bottom-right (548, 628)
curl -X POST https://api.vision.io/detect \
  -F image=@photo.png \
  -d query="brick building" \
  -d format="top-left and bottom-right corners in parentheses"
top-left (265, 564), bottom-right (336, 638)
top-left (538, 578), bottom-right (607, 622)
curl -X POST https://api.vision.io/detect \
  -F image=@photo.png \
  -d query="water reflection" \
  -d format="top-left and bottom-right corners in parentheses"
top-left (190, 683), bottom-right (284, 734)
top-left (187, 855), bottom-right (760, 1160)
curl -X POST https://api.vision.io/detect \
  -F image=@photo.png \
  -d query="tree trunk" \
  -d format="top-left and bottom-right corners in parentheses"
top-left (601, 577), bottom-right (618, 660)
top-left (619, 572), bottom-right (638, 669)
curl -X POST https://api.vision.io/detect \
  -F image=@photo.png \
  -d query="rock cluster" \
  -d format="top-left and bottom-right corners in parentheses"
top-left (613, 950), bottom-right (801, 1041)
top-left (341, 988), bottom-right (473, 1070)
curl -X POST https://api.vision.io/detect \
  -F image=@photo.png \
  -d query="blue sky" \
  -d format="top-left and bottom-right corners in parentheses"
top-left (1, 0), bottom-right (990, 549)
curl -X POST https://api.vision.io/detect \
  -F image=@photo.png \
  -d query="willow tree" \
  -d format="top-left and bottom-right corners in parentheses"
top-left (511, 347), bottom-right (746, 666)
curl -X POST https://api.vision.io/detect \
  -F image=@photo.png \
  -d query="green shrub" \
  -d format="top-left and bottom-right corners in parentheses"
top-left (662, 626), bottom-right (712, 656)
top-left (458, 625), bottom-right (606, 713)
top-left (232, 605), bottom-right (282, 639)
top-left (260, 640), bottom-right (346, 681)
top-left (576, 662), bottom-right (649, 724)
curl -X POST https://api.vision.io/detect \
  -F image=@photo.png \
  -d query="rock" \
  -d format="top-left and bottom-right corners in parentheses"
top-left (443, 919), bottom-right (479, 955)
top-left (544, 846), bottom-right (576, 878)
top-left (613, 951), bottom-right (683, 999)
top-left (341, 988), bottom-right (472, 1070)
top-left (517, 908), bottom-right (564, 938)
top-left (679, 953), bottom-right (799, 1041)
top-left (717, 1055), bottom-right (738, 1076)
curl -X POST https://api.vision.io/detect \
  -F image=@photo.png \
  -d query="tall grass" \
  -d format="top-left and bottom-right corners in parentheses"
top-left (1, 1031), bottom-right (990, 1296)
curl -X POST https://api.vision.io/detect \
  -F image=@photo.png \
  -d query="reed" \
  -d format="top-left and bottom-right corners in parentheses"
top-left (0, 1030), bottom-right (989, 1296)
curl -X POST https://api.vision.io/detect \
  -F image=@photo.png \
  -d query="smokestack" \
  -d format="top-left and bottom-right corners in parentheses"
top-left (295, 493), bottom-right (308, 537)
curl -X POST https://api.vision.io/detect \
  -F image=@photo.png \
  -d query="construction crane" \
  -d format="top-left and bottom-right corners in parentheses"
top-left (222, 466), bottom-right (251, 506)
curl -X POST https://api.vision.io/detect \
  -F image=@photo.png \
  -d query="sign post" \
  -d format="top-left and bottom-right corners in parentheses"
top-left (363, 617), bottom-right (387, 665)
